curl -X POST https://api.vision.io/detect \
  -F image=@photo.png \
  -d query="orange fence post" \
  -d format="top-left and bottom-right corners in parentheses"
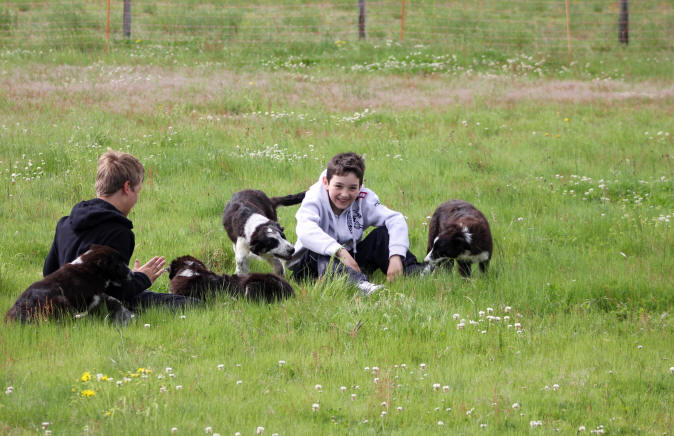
top-left (400, 0), bottom-right (405, 42)
top-left (105, 0), bottom-right (111, 53)
top-left (565, 0), bottom-right (572, 56)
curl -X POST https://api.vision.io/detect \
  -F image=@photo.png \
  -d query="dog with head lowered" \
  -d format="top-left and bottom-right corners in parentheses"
top-left (222, 189), bottom-right (305, 275)
top-left (424, 200), bottom-right (493, 277)
top-left (5, 245), bottom-right (134, 324)
top-left (167, 255), bottom-right (294, 303)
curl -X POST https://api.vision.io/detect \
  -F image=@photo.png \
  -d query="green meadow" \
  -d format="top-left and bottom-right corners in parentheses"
top-left (1, 1), bottom-right (673, 435)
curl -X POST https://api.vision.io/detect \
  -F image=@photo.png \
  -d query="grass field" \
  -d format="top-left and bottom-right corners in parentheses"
top-left (1, 2), bottom-right (673, 434)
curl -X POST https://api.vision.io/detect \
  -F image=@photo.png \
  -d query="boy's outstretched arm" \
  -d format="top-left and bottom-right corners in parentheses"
top-left (387, 255), bottom-right (404, 282)
top-left (133, 256), bottom-right (166, 284)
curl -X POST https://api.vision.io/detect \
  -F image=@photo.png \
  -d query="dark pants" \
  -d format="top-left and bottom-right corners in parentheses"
top-left (289, 227), bottom-right (423, 283)
top-left (123, 291), bottom-right (202, 311)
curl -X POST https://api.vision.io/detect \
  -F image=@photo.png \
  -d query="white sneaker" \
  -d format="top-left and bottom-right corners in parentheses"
top-left (357, 281), bottom-right (384, 296)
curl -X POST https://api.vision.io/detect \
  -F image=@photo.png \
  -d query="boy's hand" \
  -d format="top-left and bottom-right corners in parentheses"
top-left (336, 248), bottom-right (361, 273)
top-left (134, 256), bottom-right (166, 284)
top-left (387, 255), bottom-right (404, 282)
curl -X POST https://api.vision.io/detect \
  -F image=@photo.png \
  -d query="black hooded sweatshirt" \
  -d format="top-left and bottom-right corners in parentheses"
top-left (43, 198), bottom-right (151, 301)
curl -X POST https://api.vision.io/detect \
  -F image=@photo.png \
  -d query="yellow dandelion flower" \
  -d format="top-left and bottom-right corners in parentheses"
top-left (81, 372), bottom-right (91, 382)
top-left (104, 410), bottom-right (113, 417)
top-left (564, 117), bottom-right (569, 122)
top-left (545, 132), bottom-right (550, 137)
top-left (136, 367), bottom-right (145, 374)
top-left (136, 39), bottom-right (141, 43)
top-left (81, 389), bottom-right (96, 397)
top-left (100, 375), bottom-right (109, 381)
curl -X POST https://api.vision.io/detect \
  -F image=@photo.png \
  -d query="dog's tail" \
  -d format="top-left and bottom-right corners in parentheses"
top-left (270, 191), bottom-right (305, 208)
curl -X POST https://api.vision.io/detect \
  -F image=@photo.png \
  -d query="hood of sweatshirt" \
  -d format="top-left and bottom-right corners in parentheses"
top-left (68, 198), bottom-right (133, 231)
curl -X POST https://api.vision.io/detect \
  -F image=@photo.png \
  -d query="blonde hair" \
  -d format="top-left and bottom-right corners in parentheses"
top-left (95, 149), bottom-right (144, 196)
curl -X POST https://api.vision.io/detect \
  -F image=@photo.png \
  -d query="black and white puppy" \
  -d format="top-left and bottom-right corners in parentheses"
top-left (424, 200), bottom-right (493, 277)
top-left (222, 189), bottom-right (305, 275)
top-left (5, 245), bottom-right (133, 323)
top-left (167, 255), bottom-right (294, 303)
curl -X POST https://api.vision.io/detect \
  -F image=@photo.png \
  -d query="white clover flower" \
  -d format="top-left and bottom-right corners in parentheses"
top-left (144, 323), bottom-right (151, 328)
top-left (669, 367), bottom-right (674, 373)
top-left (457, 322), bottom-right (465, 330)
top-left (217, 364), bottom-right (224, 370)
top-left (512, 402), bottom-right (520, 409)
top-left (420, 363), bottom-right (426, 370)
top-left (175, 385), bottom-right (182, 390)
top-left (401, 363), bottom-right (407, 369)
top-left (256, 427), bottom-right (264, 434)
top-left (486, 307), bottom-right (494, 314)
top-left (397, 406), bottom-right (403, 412)
top-left (552, 383), bottom-right (560, 391)
top-left (381, 411), bottom-right (387, 417)
top-left (438, 421), bottom-right (445, 426)
top-left (373, 377), bottom-right (380, 384)
top-left (479, 311), bottom-right (485, 317)
top-left (514, 322), bottom-right (522, 330)
top-left (180, 315), bottom-right (186, 319)
top-left (165, 367), bottom-right (173, 373)
top-left (442, 385), bottom-right (450, 392)
top-left (5, 386), bottom-right (13, 395)
top-left (236, 380), bottom-right (242, 385)
top-left (433, 383), bottom-right (441, 391)
top-left (372, 366), bottom-right (380, 374)
top-left (204, 426), bottom-right (212, 434)
top-left (278, 360), bottom-right (286, 366)
top-left (381, 401), bottom-right (387, 407)
top-left (41, 422), bottom-right (50, 430)
top-left (340, 386), bottom-right (347, 392)
top-left (314, 384), bottom-right (322, 391)
top-left (351, 393), bottom-right (356, 400)
top-left (637, 344), bottom-right (643, 349)
top-left (312, 403), bottom-right (320, 412)
top-left (364, 366), bottom-right (370, 372)
top-left (480, 423), bottom-right (487, 428)
top-left (578, 426), bottom-right (586, 432)
top-left (160, 386), bottom-right (167, 393)
top-left (530, 420), bottom-right (543, 428)
top-left (453, 313), bottom-right (460, 320)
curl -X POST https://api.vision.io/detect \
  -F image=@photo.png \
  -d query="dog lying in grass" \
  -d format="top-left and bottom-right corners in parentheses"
top-left (5, 245), bottom-right (134, 324)
top-left (424, 200), bottom-right (493, 277)
top-left (222, 189), bottom-right (305, 276)
top-left (167, 255), bottom-right (294, 303)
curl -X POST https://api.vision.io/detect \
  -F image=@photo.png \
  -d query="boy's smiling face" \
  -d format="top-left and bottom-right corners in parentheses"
top-left (323, 172), bottom-right (361, 215)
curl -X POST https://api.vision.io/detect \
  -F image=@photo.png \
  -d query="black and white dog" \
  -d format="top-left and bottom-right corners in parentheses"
top-left (167, 255), bottom-right (294, 303)
top-left (5, 245), bottom-right (134, 324)
top-left (222, 189), bottom-right (305, 275)
top-left (424, 200), bottom-right (493, 277)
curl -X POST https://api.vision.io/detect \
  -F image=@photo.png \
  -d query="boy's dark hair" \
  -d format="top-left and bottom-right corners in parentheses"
top-left (326, 152), bottom-right (365, 185)
top-left (95, 149), bottom-right (145, 196)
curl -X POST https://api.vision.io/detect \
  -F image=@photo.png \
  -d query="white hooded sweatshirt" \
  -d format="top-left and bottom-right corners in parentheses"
top-left (293, 170), bottom-right (409, 259)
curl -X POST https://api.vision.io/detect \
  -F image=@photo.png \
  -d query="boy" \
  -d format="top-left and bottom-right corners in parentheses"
top-left (43, 149), bottom-right (194, 310)
top-left (288, 152), bottom-right (424, 295)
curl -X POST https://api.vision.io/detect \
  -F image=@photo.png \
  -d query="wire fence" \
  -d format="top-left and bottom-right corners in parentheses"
top-left (0, 0), bottom-right (671, 53)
